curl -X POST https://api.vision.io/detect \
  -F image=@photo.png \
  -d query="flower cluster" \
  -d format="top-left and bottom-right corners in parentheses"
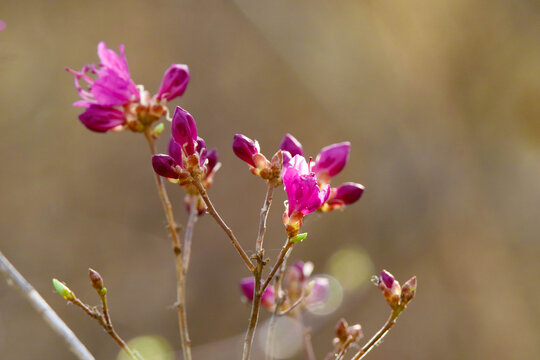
top-left (67, 42), bottom-right (189, 133)
top-left (239, 261), bottom-right (330, 314)
top-left (233, 133), bottom-right (364, 237)
top-left (377, 270), bottom-right (417, 310)
top-left (152, 106), bottom-right (220, 215)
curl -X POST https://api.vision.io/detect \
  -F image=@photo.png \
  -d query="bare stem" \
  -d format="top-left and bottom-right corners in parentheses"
top-left (297, 313), bottom-right (316, 360)
top-left (0, 252), bottom-right (95, 360)
top-left (70, 296), bottom-right (140, 360)
top-left (256, 181), bottom-right (275, 254)
top-left (143, 130), bottom-right (191, 360)
top-left (183, 196), bottom-right (199, 272)
top-left (334, 336), bottom-right (355, 360)
top-left (191, 177), bottom-right (255, 273)
top-left (242, 181), bottom-right (276, 360)
top-left (350, 310), bottom-right (401, 360)
top-left (260, 239), bottom-right (294, 293)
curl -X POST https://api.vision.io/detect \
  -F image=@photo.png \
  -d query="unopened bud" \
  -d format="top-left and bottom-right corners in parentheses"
top-left (152, 123), bottom-right (165, 138)
top-left (88, 268), bottom-right (104, 291)
top-left (378, 270), bottom-right (402, 309)
top-left (232, 134), bottom-right (260, 168)
top-left (335, 318), bottom-right (349, 342)
top-left (52, 279), bottom-right (75, 301)
top-left (348, 324), bottom-right (363, 340)
top-left (401, 276), bottom-right (417, 304)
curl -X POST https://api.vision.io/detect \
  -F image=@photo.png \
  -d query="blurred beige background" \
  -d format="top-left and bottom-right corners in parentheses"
top-left (1, 0), bottom-right (539, 359)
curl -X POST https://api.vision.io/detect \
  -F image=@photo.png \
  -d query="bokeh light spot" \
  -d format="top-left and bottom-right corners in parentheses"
top-left (326, 246), bottom-right (374, 291)
top-left (258, 316), bottom-right (303, 359)
top-left (117, 335), bottom-right (173, 360)
top-left (306, 275), bottom-right (343, 316)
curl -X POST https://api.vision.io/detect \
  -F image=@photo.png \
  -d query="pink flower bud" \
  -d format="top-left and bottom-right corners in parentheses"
top-left (279, 133), bottom-right (303, 158)
top-left (378, 270), bottom-right (402, 309)
top-left (157, 64), bottom-right (190, 101)
top-left (305, 277), bottom-right (330, 307)
top-left (152, 154), bottom-right (180, 179)
top-left (239, 277), bottom-right (275, 310)
top-left (171, 106), bottom-right (198, 156)
top-left (168, 138), bottom-right (184, 166)
top-left (312, 142), bottom-right (350, 180)
top-left (232, 134), bottom-right (260, 167)
top-left (331, 182), bottom-right (364, 205)
top-left (401, 276), bottom-right (417, 304)
top-left (206, 149), bottom-right (219, 176)
top-left (78, 105), bottom-right (125, 133)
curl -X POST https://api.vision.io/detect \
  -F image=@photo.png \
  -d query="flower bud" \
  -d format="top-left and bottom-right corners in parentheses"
top-left (78, 105), bottom-right (126, 133)
top-left (378, 270), bottom-right (402, 309)
top-left (401, 276), bottom-right (417, 304)
top-left (88, 268), bottom-right (104, 291)
top-left (157, 64), bottom-right (190, 102)
top-left (152, 154), bottom-right (181, 179)
top-left (232, 134), bottom-right (260, 167)
top-left (52, 279), bottom-right (75, 301)
top-left (312, 142), bottom-right (350, 182)
top-left (171, 106), bottom-right (198, 156)
top-left (305, 277), bottom-right (330, 307)
top-left (279, 133), bottom-right (303, 158)
top-left (239, 277), bottom-right (275, 310)
top-left (331, 183), bottom-right (365, 205)
top-left (335, 318), bottom-right (349, 342)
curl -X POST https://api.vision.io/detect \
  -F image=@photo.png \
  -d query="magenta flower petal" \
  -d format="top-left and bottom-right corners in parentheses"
top-left (331, 182), bottom-right (364, 205)
top-left (152, 154), bottom-right (180, 179)
top-left (78, 105), bottom-right (125, 133)
top-left (232, 134), bottom-right (260, 167)
top-left (157, 64), bottom-right (190, 101)
top-left (168, 138), bottom-right (183, 166)
top-left (313, 142), bottom-right (350, 178)
top-left (305, 277), bottom-right (330, 307)
top-left (379, 270), bottom-right (395, 289)
top-left (279, 133), bottom-right (303, 158)
top-left (283, 155), bottom-right (331, 216)
top-left (206, 149), bottom-right (219, 175)
top-left (171, 106), bottom-right (198, 156)
top-left (239, 277), bottom-right (255, 301)
top-left (68, 42), bottom-right (139, 108)
top-left (196, 137), bottom-right (208, 165)
top-left (239, 277), bottom-right (275, 310)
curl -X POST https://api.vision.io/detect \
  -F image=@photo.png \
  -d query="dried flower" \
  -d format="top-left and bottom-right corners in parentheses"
top-left (401, 276), bottom-right (417, 304)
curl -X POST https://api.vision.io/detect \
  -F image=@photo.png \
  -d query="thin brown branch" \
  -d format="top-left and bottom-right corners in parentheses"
top-left (183, 195), bottom-right (199, 272)
top-left (191, 177), bottom-right (255, 273)
top-left (260, 240), bottom-right (294, 293)
top-left (0, 252), bottom-right (95, 360)
top-left (143, 129), bottom-right (191, 360)
top-left (350, 310), bottom-right (401, 360)
top-left (242, 180), bottom-right (276, 360)
top-left (70, 297), bottom-right (140, 360)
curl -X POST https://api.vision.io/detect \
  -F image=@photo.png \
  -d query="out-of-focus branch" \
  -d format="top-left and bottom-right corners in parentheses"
top-left (0, 251), bottom-right (95, 360)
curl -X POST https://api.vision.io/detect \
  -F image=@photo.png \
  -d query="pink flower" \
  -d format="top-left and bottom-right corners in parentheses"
top-left (239, 277), bottom-right (275, 310)
top-left (68, 41), bottom-right (139, 108)
top-left (157, 64), bottom-right (190, 102)
top-left (283, 155), bottom-right (330, 217)
top-left (279, 134), bottom-right (363, 212)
